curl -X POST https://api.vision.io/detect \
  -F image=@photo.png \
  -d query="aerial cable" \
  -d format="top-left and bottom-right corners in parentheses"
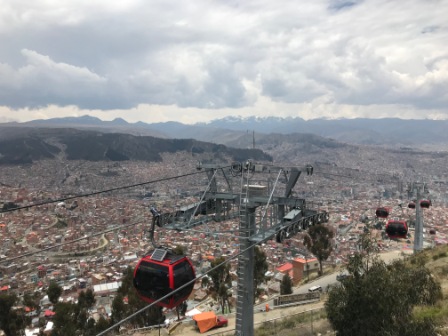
top-left (0, 164), bottom-right (232, 261)
top-left (173, 227), bottom-right (243, 239)
top-left (0, 219), bottom-right (145, 264)
top-left (259, 169), bottom-right (283, 232)
top-left (96, 220), bottom-right (295, 336)
top-left (0, 169), bottom-right (212, 214)
top-left (184, 168), bottom-right (219, 230)
top-left (314, 171), bottom-right (353, 179)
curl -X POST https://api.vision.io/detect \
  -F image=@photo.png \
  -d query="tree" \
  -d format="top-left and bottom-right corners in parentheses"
top-left (22, 292), bottom-right (39, 310)
top-left (253, 246), bottom-right (268, 302)
top-left (52, 302), bottom-right (77, 336)
top-left (0, 293), bottom-right (27, 336)
top-left (77, 288), bottom-right (95, 311)
top-left (303, 224), bottom-right (334, 275)
top-left (325, 251), bottom-right (442, 336)
top-left (111, 293), bottom-right (127, 327)
top-left (84, 288), bottom-right (96, 309)
top-left (280, 273), bottom-right (293, 295)
top-left (95, 316), bottom-right (110, 334)
top-left (47, 281), bottom-right (62, 305)
top-left (113, 266), bottom-right (161, 328)
top-left (84, 317), bottom-right (97, 336)
top-left (147, 306), bottom-right (165, 327)
top-left (209, 256), bottom-right (232, 313)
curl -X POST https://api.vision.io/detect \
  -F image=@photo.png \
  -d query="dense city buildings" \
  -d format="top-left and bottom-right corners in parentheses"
top-left (1, 153), bottom-right (447, 334)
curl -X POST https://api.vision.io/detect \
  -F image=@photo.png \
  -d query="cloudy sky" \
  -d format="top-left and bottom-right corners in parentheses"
top-left (0, 0), bottom-right (447, 124)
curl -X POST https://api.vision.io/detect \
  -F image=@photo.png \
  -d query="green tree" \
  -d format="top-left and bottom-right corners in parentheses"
top-left (0, 293), bottom-right (27, 336)
top-left (209, 256), bottom-right (232, 314)
top-left (113, 266), bottom-right (160, 328)
top-left (84, 317), bottom-right (96, 336)
top-left (303, 224), bottom-right (334, 275)
top-left (253, 246), bottom-right (268, 302)
top-left (325, 252), bottom-right (442, 336)
top-left (78, 289), bottom-right (96, 310)
top-left (117, 266), bottom-right (134, 296)
top-left (147, 306), bottom-right (165, 327)
top-left (22, 292), bottom-right (39, 310)
top-left (111, 293), bottom-right (127, 326)
top-left (52, 302), bottom-right (77, 336)
top-left (84, 288), bottom-right (96, 309)
top-left (46, 281), bottom-right (62, 305)
top-left (280, 273), bottom-right (293, 295)
top-left (95, 316), bottom-right (110, 334)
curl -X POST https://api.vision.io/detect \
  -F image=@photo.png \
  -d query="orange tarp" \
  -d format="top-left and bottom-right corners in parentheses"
top-left (192, 311), bottom-right (217, 333)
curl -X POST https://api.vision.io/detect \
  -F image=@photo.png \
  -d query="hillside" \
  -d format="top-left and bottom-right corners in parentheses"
top-left (0, 127), bottom-right (272, 165)
top-left (4, 115), bottom-right (448, 150)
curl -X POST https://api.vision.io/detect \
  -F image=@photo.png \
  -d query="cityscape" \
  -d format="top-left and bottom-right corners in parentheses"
top-left (1, 149), bottom-right (448, 335)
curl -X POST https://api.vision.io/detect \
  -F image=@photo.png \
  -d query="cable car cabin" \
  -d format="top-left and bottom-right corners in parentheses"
top-left (408, 202), bottom-right (416, 209)
top-left (385, 219), bottom-right (408, 239)
top-left (375, 207), bottom-right (390, 219)
top-left (420, 199), bottom-right (431, 209)
top-left (133, 249), bottom-right (195, 309)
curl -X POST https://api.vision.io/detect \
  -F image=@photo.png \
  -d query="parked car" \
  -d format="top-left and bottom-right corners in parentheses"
top-left (336, 273), bottom-right (351, 281)
top-left (308, 285), bottom-right (323, 292)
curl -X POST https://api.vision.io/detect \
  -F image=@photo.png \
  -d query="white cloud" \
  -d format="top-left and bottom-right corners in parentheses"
top-left (0, 0), bottom-right (447, 123)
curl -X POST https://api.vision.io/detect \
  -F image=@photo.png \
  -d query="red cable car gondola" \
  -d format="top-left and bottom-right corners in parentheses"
top-left (385, 219), bottom-right (408, 239)
top-left (375, 207), bottom-right (390, 219)
top-left (134, 248), bottom-right (195, 309)
top-left (133, 206), bottom-right (196, 309)
top-left (420, 199), bottom-right (431, 209)
top-left (408, 201), bottom-right (416, 209)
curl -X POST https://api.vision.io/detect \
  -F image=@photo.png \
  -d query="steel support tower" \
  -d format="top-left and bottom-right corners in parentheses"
top-left (162, 161), bottom-right (329, 336)
top-left (409, 182), bottom-right (427, 253)
top-left (235, 203), bottom-right (256, 335)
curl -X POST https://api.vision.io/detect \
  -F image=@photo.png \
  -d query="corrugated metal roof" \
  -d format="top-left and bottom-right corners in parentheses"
top-left (93, 281), bottom-right (122, 293)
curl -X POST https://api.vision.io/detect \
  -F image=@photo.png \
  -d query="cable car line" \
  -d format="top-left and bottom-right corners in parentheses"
top-left (99, 174), bottom-right (330, 334)
top-left (96, 221), bottom-right (300, 336)
top-left (0, 218), bottom-right (146, 264)
top-left (0, 169), bottom-right (215, 214)
top-left (184, 168), bottom-right (218, 231)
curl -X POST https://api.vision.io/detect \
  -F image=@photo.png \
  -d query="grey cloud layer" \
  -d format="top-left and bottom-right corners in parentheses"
top-left (0, 0), bottom-right (447, 112)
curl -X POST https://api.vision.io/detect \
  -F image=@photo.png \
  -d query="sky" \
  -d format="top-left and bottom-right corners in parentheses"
top-left (0, 0), bottom-right (447, 124)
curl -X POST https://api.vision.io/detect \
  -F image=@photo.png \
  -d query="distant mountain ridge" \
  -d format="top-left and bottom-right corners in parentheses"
top-left (0, 127), bottom-right (272, 165)
top-left (2, 115), bottom-right (448, 149)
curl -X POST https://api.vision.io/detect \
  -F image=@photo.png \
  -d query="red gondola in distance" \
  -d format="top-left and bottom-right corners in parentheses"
top-left (133, 249), bottom-right (195, 309)
top-left (408, 201), bottom-right (416, 209)
top-left (385, 219), bottom-right (408, 239)
top-left (420, 199), bottom-right (432, 209)
top-left (375, 207), bottom-right (390, 219)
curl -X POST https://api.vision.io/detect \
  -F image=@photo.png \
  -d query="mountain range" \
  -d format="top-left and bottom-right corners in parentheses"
top-left (1, 116), bottom-right (447, 190)
top-left (0, 126), bottom-right (271, 165)
top-left (4, 115), bottom-right (447, 150)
